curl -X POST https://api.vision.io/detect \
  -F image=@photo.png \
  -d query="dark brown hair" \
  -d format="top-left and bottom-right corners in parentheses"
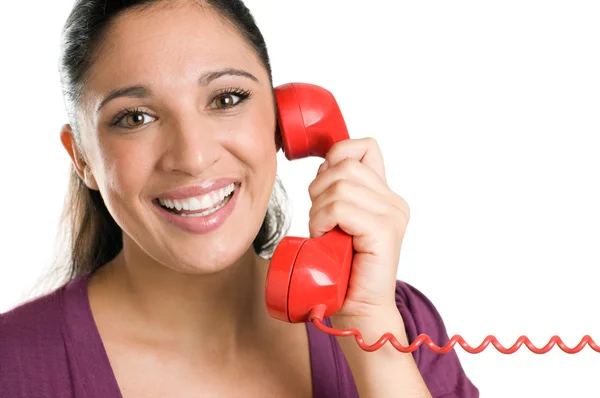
top-left (53, 0), bottom-right (289, 283)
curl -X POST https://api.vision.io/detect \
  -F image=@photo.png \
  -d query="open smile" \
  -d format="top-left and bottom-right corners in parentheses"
top-left (152, 182), bottom-right (241, 234)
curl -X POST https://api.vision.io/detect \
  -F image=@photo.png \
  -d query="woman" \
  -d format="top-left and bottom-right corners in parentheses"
top-left (0, 1), bottom-right (479, 397)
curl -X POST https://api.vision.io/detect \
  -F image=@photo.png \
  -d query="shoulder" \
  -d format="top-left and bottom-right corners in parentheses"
top-left (0, 274), bottom-right (90, 339)
top-left (394, 280), bottom-right (480, 397)
top-left (0, 281), bottom-right (74, 394)
top-left (0, 285), bottom-right (66, 347)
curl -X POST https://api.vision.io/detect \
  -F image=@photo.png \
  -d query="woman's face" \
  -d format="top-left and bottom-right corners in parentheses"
top-left (65, 3), bottom-right (278, 273)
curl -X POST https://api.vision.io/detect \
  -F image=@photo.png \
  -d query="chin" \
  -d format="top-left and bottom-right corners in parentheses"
top-left (161, 236), bottom-right (257, 276)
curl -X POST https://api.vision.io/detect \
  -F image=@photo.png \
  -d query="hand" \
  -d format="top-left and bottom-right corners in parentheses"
top-left (308, 137), bottom-right (411, 325)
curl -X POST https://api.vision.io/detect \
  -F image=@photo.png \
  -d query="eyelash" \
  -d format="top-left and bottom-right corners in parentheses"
top-left (108, 87), bottom-right (253, 129)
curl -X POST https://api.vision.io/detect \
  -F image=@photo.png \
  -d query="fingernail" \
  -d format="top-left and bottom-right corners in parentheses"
top-left (318, 161), bottom-right (329, 174)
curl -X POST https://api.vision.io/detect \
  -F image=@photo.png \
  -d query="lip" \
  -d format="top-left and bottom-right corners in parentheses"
top-left (153, 182), bottom-right (240, 234)
top-left (156, 178), bottom-right (240, 200)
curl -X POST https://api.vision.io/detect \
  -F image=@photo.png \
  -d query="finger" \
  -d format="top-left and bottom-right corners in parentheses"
top-left (308, 200), bottom-right (379, 239)
top-left (309, 179), bottom-right (399, 220)
top-left (309, 158), bottom-right (389, 202)
top-left (308, 201), bottom-right (403, 256)
top-left (322, 137), bottom-right (386, 183)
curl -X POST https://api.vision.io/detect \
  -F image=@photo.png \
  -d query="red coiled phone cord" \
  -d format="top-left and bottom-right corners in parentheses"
top-left (308, 305), bottom-right (600, 354)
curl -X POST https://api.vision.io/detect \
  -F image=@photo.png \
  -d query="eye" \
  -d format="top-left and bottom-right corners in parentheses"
top-left (123, 112), bottom-right (154, 127)
top-left (213, 93), bottom-right (243, 109)
top-left (210, 88), bottom-right (252, 110)
top-left (111, 109), bottom-right (156, 129)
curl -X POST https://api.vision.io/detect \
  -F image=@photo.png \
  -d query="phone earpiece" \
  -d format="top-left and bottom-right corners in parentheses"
top-left (274, 83), bottom-right (350, 160)
top-left (266, 83), bottom-right (354, 323)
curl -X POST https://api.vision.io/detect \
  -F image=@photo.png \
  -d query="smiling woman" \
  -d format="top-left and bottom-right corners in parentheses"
top-left (0, 1), bottom-right (478, 397)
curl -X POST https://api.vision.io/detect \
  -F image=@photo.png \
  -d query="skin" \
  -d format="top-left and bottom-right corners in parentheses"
top-left (60, 2), bottom-right (432, 397)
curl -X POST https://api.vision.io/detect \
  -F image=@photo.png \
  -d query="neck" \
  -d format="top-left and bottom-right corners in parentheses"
top-left (91, 238), bottom-right (275, 354)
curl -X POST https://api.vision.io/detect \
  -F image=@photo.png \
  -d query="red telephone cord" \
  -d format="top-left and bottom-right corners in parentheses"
top-left (308, 306), bottom-right (600, 354)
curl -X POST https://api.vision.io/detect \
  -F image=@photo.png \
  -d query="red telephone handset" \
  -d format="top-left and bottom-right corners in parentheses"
top-left (265, 83), bottom-right (353, 324)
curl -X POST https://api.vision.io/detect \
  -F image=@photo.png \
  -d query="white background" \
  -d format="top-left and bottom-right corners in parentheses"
top-left (1, 1), bottom-right (599, 396)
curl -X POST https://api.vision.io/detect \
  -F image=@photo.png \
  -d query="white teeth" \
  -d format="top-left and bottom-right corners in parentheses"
top-left (188, 197), bottom-right (201, 209)
top-left (200, 195), bottom-right (213, 209)
top-left (178, 196), bottom-right (230, 217)
top-left (158, 183), bottom-right (235, 212)
top-left (174, 200), bottom-right (183, 211)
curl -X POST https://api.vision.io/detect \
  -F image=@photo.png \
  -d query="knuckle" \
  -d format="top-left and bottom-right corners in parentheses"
top-left (364, 136), bottom-right (379, 148)
top-left (308, 210), bottom-right (321, 225)
top-left (308, 215), bottom-right (317, 230)
top-left (403, 204), bottom-right (411, 222)
top-left (308, 220), bottom-right (319, 237)
top-left (330, 179), bottom-right (350, 196)
top-left (396, 196), bottom-right (411, 221)
top-left (339, 157), bottom-right (359, 174)
top-left (325, 143), bottom-right (342, 161)
top-left (395, 208), bottom-right (409, 225)
top-left (307, 180), bottom-right (317, 199)
top-left (326, 200), bottom-right (344, 217)
top-left (308, 203), bottom-right (317, 219)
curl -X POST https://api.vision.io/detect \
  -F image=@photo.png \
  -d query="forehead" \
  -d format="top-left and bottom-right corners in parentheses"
top-left (86, 3), bottom-right (263, 95)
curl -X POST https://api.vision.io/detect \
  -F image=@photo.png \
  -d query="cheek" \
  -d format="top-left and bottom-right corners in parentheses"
top-left (239, 100), bottom-right (278, 164)
top-left (97, 139), bottom-right (154, 200)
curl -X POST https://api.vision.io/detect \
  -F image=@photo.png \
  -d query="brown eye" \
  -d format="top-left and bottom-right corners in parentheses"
top-left (213, 92), bottom-right (247, 109)
top-left (112, 110), bottom-right (156, 129)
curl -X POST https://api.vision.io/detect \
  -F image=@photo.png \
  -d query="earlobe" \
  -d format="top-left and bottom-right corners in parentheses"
top-left (82, 165), bottom-right (99, 190)
top-left (59, 124), bottom-right (99, 190)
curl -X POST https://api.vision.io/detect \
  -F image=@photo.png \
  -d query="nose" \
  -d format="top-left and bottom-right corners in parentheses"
top-left (158, 113), bottom-right (220, 176)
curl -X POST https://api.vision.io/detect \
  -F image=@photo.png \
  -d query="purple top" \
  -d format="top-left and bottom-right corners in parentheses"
top-left (0, 275), bottom-right (478, 397)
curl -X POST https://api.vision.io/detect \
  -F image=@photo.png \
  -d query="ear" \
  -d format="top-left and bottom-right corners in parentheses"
top-left (60, 124), bottom-right (99, 190)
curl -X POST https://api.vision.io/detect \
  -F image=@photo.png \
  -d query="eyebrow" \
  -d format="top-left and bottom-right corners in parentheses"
top-left (96, 68), bottom-right (259, 113)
